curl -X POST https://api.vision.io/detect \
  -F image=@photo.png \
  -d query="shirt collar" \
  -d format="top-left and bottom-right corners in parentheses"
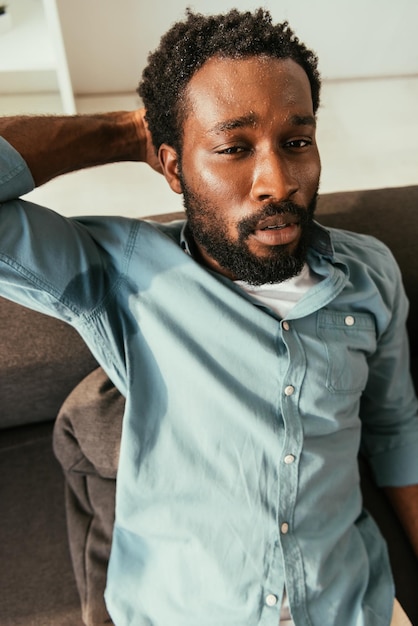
top-left (180, 222), bottom-right (193, 256)
top-left (310, 220), bottom-right (335, 259)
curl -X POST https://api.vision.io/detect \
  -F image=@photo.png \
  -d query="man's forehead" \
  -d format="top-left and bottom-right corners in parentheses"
top-left (189, 54), bottom-right (305, 85)
top-left (183, 56), bottom-right (314, 129)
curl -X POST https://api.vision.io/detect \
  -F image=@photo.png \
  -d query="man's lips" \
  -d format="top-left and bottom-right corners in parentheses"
top-left (255, 214), bottom-right (299, 231)
top-left (250, 214), bottom-right (301, 246)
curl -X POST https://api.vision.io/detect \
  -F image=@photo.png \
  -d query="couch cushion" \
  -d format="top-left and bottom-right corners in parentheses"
top-left (0, 297), bottom-right (98, 429)
top-left (53, 367), bottom-right (123, 626)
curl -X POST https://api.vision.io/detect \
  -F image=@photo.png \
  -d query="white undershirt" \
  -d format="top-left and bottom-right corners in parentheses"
top-left (236, 264), bottom-right (321, 625)
top-left (235, 262), bottom-right (320, 319)
top-left (279, 591), bottom-right (294, 625)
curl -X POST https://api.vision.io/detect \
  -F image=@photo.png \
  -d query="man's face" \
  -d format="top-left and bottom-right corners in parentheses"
top-left (162, 56), bottom-right (321, 284)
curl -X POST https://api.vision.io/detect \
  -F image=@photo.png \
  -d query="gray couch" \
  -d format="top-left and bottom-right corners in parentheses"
top-left (1, 186), bottom-right (418, 625)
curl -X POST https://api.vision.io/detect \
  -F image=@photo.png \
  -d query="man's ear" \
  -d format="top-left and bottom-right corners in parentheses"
top-left (159, 144), bottom-right (182, 194)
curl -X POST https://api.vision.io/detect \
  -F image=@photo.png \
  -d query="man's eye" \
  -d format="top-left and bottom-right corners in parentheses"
top-left (217, 146), bottom-right (246, 155)
top-left (285, 139), bottom-right (312, 149)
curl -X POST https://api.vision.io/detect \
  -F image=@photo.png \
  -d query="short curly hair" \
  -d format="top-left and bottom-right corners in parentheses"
top-left (138, 8), bottom-right (320, 154)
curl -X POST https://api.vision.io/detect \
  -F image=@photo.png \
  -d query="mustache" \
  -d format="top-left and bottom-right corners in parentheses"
top-left (237, 199), bottom-right (315, 239)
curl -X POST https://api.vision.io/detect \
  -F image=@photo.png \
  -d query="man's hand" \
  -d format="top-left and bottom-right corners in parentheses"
top-left (0, 109), bottom-right (163, 186)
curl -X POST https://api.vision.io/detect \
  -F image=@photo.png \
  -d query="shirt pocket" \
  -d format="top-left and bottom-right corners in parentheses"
top-left (317, 310), bottom-right (377, 394)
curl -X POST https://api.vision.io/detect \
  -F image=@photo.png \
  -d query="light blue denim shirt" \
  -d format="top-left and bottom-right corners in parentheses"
top-left (1, 137), bottom-right (418, 626)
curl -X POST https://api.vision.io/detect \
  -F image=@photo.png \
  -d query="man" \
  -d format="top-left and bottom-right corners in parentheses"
top-left (0, 8), bottom-right (417, 626)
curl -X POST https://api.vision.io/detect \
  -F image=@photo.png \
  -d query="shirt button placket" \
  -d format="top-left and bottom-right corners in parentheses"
top-left (281, 385), bottom-right (296, 544)
top-left (279, 321), bottom-right (303, 610)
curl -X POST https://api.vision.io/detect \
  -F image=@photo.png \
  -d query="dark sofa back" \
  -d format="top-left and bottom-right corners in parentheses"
top-left (0, 297), bottom-right (98, 428)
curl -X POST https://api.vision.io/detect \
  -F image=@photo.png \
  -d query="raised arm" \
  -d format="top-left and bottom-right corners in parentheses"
top-left (0, 108), bottom-right (161, 187)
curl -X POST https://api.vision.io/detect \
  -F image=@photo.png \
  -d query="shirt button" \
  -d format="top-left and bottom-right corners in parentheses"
top-left (344, 315), bottom-right (355, 326)
top-left (282, 321), bottom-right (290, 331)
top-left (284, 454), bottom-right (295, 465)
top-left (281, 522), bottom-right (289, 534)
top-left (265, 594), bottom-right (278, 607)
top-left (284, 385), bottom-right (295, 396)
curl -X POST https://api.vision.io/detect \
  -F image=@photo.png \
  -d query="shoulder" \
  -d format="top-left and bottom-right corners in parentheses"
top-left (325, 227), bottom-right (406, 329)
top-left (142, 217), bottom-right (185, 242)
top-left (328, 226), bottom-right (390, 256)
top-left (72, 215), bottom-right (184, 247)
top-left (327, 226), bottom-right (400, 279)
top-left (73, 216), bottom-right (186, 276)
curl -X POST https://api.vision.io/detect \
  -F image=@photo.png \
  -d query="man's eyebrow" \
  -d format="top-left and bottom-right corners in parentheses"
top-left (289, 114), bottom-right (316, 128)
top-left (207, 113), bottom-right (258, 134)
top-left (207, 112), bottom-right (316, 134)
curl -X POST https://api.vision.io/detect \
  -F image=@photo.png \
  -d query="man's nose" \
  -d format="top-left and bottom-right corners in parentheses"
top-left (250, 150), bottom-right (298, 203)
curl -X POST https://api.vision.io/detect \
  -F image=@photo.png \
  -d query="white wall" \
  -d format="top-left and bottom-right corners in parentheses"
top-left (57, 0), bottom-right (418, 95)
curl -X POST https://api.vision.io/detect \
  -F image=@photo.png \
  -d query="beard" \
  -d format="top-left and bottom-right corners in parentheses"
top-left (180, 176), bottom-right (318, 286)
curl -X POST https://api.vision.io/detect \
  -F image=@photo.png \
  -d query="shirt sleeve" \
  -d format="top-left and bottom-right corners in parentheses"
top-left (0, 136), bottom-right (116, 323)
top-left (360, 248), bottom-right (418, 487)
top-left (0, 137), bottom-right (139, 394)
top-left (0, 136), bottom-right (35, 201)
